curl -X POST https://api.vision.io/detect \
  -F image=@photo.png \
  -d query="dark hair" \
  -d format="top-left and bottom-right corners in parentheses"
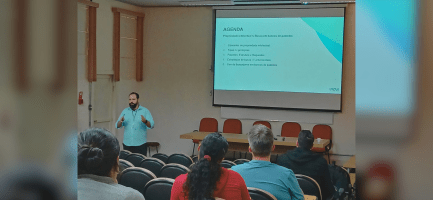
top-left (183, 132), bottom-right (229, 200)
top-left (248, 124), bottom-right (274, 157)
top-left (298, 130), bottom-right (314, 150)
top-left (129, 92), bottom-right (139, 99)
top-left (78, 128), bottom-right (120, 177)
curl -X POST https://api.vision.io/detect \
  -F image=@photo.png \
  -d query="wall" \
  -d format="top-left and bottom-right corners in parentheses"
top-left (77, 0), bottom-right (143, 134)
top-left (77, 3), bottom-right (89, 133)
top-left (77, 2), bottom-right (355, 165)
top-left (139, 4), bottom-right (355, 164)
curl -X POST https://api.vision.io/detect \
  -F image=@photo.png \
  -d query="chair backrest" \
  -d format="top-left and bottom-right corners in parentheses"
top-left (119, 167), bottom-right (157, 196)
top-left (152, 153), bottom-right (169, 164)
top-left (328, 164), bottom-right (351, 198)
top-left (223, 119), bottom-right (242, 134)
top-left (143, 178), bottom-right (175, 200)
top-left (119, 159), bottom-right (135, 168)
top-left (296, 174), bottom-right (322, 200)
top-left (139, 158), bottom-right (166, 177)
top-left (312, 125), bottom-right (332, 140)
top-left (312, 125), bottom-right (332, 152)
top-left (234, 159), bottom-right (250, 165)
top-left (167, 153), bottom-right (194, 168)
top-left (253, 121), bottom-right (272, 129)
top-left (199, 117), bottom-right (218, 132)
top-left (281, 122), bottom-right (301, 137)
top-left (117, 159), bottom-right (134, 182)
top-left (189, 163), bottom-right (195, 169)
top-left (125, 153), bottom-right (147, 167)
top-left (221, 160), bottom-right (237, 169)
top-left (159, 164), bottom-right (190, 179)
top-left (191, 155), bottom-right (198, 163)
top-left (119, 150), bottom-right (132, 160)
top-left (247, 187), bottom-right (277, 200)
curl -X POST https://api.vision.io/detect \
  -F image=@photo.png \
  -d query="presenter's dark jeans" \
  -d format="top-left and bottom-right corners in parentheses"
top-left (123, 143), bottom-right (147, 156)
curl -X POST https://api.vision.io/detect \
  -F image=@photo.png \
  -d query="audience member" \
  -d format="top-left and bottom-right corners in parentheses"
top-left (277, 130), bottom-right (335, 200)
top-left (77, 128), bottom-right (144, 200)
top-left (232, 125), bottom-right (304, 200)
top-left (171, 132), bottom-right (250, 200)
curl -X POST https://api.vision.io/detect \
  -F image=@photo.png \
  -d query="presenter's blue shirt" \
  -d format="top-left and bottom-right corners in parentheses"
top-left (231, 160), bottom-right (304, 200)
top-left (116, 106), bottom-right (154, 146)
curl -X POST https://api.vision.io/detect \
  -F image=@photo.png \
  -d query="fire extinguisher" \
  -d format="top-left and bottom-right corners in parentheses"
top-left (78, 91), bottom-right (84, 105)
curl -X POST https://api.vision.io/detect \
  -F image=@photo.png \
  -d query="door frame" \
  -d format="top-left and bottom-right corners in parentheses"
top-left (91, 74), bottom-right (115, 133)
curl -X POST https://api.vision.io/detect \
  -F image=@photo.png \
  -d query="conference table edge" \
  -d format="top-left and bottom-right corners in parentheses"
top-left (180, 132), bottom-right (330, 148)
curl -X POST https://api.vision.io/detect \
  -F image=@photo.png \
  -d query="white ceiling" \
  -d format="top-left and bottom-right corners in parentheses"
top-left (116, 0), bottom-right (355, 7)
top-left (116, 0), bottom-right (184, 6)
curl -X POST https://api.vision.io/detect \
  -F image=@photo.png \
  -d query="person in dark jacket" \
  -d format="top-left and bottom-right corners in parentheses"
top-left (277, 130), bottom-right (335, 200)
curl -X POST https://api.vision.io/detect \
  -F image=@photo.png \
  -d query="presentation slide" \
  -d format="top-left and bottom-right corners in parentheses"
top-left (214, 17), bottom-right (344, 94)
top-left (213, 8), bottom-right (345, 111)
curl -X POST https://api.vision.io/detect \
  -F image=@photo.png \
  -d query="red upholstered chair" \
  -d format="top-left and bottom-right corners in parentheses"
top-left (253, 121), bottom-right (272, 129)
top-left (281, 122), bottom-right (301, 137)
top-left (311, 124), bottom-right (332, 163)
top-left (223, 119), bottom-right (242, 159)
top-left (192, 118), bottom-right (218, 156)
top-left (199, 118), bottom-right (219, 132)
top-left (223, 119), bottom-right (242, 134)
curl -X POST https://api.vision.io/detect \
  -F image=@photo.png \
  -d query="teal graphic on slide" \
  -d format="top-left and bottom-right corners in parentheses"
top-left (301, 17), bottom-right (344, 63)
top-left (214, 17), bottom-right (344, 94)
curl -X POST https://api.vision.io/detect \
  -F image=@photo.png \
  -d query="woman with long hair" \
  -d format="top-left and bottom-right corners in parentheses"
top-left (171, 132), bottom-right (250, 200)
top-left (77, 128), bottom-right (144, 200)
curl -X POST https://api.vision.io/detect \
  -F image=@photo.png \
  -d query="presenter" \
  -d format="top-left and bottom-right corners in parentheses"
top-left (116, 92), bottom-right (154, 156)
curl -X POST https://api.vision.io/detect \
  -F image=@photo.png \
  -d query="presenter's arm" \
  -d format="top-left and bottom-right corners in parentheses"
top-left (116, 111), bottom-right (125, 129)
top-left (141, 109), bottom-right (154, 129)
top-left (117, 116), bottom-right (124, 128)
top-left (141, 115), bottom-right (150, 127)
top-left (141, 115), bottom-right (153, 128)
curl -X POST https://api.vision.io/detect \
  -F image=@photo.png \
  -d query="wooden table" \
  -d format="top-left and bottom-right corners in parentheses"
top-left (180, 132), bottom-right (330, 154)
top-left (343, 156), bottom-right (356, 185)
top-left (343, 156), bottom-right (356, 169)
top-left (304, 195), bottom-right (318, 200)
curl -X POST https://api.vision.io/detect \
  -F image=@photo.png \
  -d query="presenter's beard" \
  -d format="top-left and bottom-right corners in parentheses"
top-left (129, 103), bottom-right (137, 109)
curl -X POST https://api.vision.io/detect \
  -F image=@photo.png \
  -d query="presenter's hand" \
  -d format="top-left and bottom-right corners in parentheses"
top-left (121, 116), bottom-right (125, 122)
top-left (141, 115), bottom-right (147, 123)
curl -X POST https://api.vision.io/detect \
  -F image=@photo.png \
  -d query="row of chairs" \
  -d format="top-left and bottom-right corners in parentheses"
top-left (195, 118), bottom-right (333, 162)
top-left (119, 173), bottom-right (282, 200)
top-left (118, 165), bottom-right (324, 200)
top-left (197, 118), bottom-right (331, 139)
top-left (120, 150), bottom-right (249, 177)
top-left (118, 151), bottom-right (190, 199)
top-left (119, 150), bottom-right (330, 200)
top-left (119, 159), bottom-right (190, 178)
top-left (120, 151), bottom-right (193, 167)
top-left (120, 151), bottom-right (193, 176)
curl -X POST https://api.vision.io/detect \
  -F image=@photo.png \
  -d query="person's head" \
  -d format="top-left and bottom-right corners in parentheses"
top-left (129, 92), bottom-right (139, 109)
top-left (78, 128), bottom-right (120, 178)
top-left (183, 132), bottom-right (229, 200)
top-left (297, 130), bottom-right (314, 150)
top-left (248, 124), bottom-right (274, 157)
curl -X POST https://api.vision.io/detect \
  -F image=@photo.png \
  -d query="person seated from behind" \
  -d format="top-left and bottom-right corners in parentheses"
top-left (231, 125), bottom-right (304, 200)
top-left (77, 128), bottom-right (144, 200)
top-left (171, 132), bottom-right (250, 200)
top-left (277, 130), bottom-right (335, 200)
